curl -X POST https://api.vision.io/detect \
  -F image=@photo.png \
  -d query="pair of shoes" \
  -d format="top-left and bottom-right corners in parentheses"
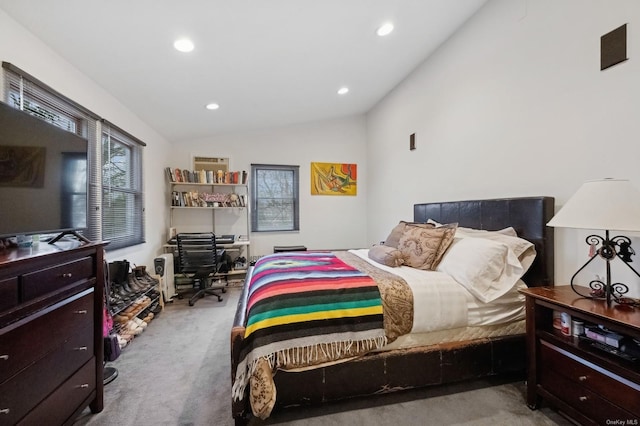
top-left (119, 331), bottom-right (135, 342)
top-left (126, 320), bottom-right (144, 335)
top-left (131, 317), bottom-right (147, 329)
top-left (149, 301), bottom-right (162, 315)
top-left (116, 334), bottom-right (128, 349)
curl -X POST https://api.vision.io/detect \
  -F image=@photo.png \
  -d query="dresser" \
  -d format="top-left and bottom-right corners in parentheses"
top-left (0, 241), bottom-right (106, 425)
top-left (521, 285), bottom-right (640, 425)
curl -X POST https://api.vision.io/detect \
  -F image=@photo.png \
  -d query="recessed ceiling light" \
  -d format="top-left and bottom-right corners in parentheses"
top-left (337, 87), bottom-right (349, 95)
top-left (376, 22), bottom-right (394, 37)
top-left (205, 103), bottom-right (220, 110)
top-left (174, 38), bottom-right (194, 52)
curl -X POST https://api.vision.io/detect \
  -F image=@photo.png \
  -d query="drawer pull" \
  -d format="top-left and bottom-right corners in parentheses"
top-left (74, 310), bottom-right (88, 314)
top-left (578, 375), bottom-right (587, 381)
top-left (579, 396), bottom-right (588, 402)
top-left (62, 272), bottom-right (73, 278)
top-left (75, 346), bottom-right (88, 351)
top-left (0, 355), bottom-right (8, 361)
top-left (77, 383), bottom-right (89, 389)
top-left (0, 408), bottom-right (9, 415)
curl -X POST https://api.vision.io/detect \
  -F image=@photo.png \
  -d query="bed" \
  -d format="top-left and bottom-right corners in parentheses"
top-left (230, 196), bottom-right (554, 425)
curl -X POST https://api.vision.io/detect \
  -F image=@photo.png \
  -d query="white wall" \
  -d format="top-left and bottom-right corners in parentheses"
top-left (0, 9), bottom-right (172, 268)
top-left (366, 0), bottom-right (640, 296)
top-left (171, 115), bottom-right (368, 257)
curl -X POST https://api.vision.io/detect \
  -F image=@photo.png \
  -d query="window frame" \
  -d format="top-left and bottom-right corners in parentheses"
top-left (250, 164), bottom-right (300, 232)
top-left (101, 121), bottom-right (145, 250)
top-left (2, 62), bottom-right (145, 250)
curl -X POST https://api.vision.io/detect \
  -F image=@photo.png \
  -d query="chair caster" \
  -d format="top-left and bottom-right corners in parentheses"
top-left (188, 300), bottom-right (194, 306)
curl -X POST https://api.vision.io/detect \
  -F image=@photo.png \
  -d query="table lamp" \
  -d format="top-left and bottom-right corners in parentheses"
top-left (547, 178), bottom-right (640, 305)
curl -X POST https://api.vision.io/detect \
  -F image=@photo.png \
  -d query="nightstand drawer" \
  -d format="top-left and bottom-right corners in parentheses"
top-left (541, 367), bottom-right (635, 424)
top-left (541, 341), bottom-right (640, 416)
top-left (21, 256), bottom-right (93, 301)
top-left (0, 277), bottom-right (18, 311)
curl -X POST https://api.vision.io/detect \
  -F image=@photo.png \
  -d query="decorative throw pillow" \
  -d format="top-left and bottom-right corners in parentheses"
top-left (397, 223), bottom-right (457, 270)
top-left (368, 245), bottom-right (405, 267)
top-left (431, 222), bottom-right (457, 269)
top-left (384, 221), bottom-right (433, 248)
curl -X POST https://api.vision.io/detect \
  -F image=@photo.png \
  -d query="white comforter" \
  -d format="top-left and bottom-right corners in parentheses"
top-left (349, 248), bottom-right (525, 334)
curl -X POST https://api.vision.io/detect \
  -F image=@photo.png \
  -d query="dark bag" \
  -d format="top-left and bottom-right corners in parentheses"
top-left (104, 334), bottom-right (121, 362)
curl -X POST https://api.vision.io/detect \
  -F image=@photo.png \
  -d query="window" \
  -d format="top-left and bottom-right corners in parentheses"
top-left (251, 164), bottom-right (299, 232)
top-left (101, 121), bottom-right (145, 249)
top-left (3, 62), bottom-right (145, 249)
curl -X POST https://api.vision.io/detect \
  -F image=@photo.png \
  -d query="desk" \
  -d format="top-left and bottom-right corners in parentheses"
top-left (162, 240), bottom-right (250, 278)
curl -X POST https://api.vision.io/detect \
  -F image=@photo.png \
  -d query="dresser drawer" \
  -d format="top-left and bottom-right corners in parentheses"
top-left (0, 325), bottom-right (93, 425)
top-left (21, 256), bottom-right (93, 301)
top-left (541, 341), bottom-right (640, 416)
top-left (0, 290), bottom-right (94, 384)
top-left (0, 277), bottom-right (18, 311)
top-left (16, 357), bottom-right (96, 426)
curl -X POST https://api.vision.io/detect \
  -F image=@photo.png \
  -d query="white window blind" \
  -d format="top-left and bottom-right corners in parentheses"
top-left (2, 62), bottom-right (145, 249)
top-left (101, 121), bottom-right (145, 249)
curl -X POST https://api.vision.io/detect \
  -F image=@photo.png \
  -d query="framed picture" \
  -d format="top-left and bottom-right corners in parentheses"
top-left (310, 162), bottom-right (357, 196)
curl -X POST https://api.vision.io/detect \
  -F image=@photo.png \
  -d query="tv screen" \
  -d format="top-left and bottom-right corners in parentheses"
top-left (0, 101), bottom-right (89, 239)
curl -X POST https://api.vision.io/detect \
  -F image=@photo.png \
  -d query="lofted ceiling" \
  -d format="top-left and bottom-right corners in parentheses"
top-left (0, 0), bottom-right (487, 142)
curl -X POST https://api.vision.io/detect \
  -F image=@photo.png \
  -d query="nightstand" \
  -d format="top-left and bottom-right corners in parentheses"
top-left (520, 285), bottom-right (640, 425)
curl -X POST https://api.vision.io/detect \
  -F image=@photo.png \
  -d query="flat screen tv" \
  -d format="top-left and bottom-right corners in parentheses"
top-left (0, 101), bottom-right (89, 241)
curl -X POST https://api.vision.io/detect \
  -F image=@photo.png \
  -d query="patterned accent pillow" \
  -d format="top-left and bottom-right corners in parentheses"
top-left (397, 223), bottom-right (458, 270)
top-left (384, 221), bottom-right (434, 248)
top-left (432, 222), bottom-right (458, 269)
top-left (368, 245), bottom-right (405, 267)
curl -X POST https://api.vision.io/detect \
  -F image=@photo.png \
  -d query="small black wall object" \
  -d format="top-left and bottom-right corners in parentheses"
top-left (601, 24), bottom-right (628, 70)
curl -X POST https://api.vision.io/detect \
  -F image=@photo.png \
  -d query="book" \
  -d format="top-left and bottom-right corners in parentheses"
top-left (165, 167), bottom-right (175, 182)
top-left (174, 168), bottom-right (183, 182)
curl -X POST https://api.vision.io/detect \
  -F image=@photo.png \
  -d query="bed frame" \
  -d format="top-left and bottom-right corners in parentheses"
top-left (230, 196), bottom-right (555, 424)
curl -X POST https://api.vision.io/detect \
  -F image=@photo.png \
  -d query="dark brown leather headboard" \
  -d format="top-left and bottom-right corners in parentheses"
top-left (413, 196), bottom-right (554, 287)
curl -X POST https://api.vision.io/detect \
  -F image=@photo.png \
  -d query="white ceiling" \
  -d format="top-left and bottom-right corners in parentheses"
top-left (0, 0), bottom-right (487, 142)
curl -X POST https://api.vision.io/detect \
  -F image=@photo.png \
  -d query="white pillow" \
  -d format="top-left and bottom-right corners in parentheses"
top-left (427, 219), bottom-right (517, 238)
top-left (456, 226), bottom-right (518, 238)
top-left (436, 236), bottom-right (531, 303)
top-left (458, 232), bottom-right (536, 273)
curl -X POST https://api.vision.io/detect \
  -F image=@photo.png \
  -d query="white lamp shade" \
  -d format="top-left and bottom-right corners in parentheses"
top-left (547, 179), bottom-right (640, 232)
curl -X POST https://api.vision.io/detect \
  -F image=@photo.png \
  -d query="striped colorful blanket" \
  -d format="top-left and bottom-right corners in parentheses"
top-left (232, 252), bottom-right (387, 401)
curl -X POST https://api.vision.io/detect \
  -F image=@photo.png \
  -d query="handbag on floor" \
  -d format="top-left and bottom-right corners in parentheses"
top-left (104, 333), bottom-right (121, 362)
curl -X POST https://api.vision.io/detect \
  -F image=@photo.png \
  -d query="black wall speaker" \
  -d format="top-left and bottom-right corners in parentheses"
top-left (154, 257), bottom-right (165, 277)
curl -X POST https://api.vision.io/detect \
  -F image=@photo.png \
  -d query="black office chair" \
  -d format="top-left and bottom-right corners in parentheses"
top-left (176, 232), bottom-right (226, 306)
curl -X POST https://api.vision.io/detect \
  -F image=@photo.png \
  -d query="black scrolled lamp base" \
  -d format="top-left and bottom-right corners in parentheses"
top-left (570, 230), bottom-right (639, 306)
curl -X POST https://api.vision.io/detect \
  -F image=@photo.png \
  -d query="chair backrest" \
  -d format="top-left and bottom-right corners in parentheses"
top-left (176, 233), bottom-right (219, 274)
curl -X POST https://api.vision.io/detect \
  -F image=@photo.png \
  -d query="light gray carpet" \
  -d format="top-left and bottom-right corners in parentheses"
top-left (74, 286), bottom-right (572, 426)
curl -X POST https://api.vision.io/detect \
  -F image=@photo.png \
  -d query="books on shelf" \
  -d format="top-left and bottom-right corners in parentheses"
top-left (166, 167), bottom-right (248, 184)
top-left (171, 190), bottom-right (245, 208)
